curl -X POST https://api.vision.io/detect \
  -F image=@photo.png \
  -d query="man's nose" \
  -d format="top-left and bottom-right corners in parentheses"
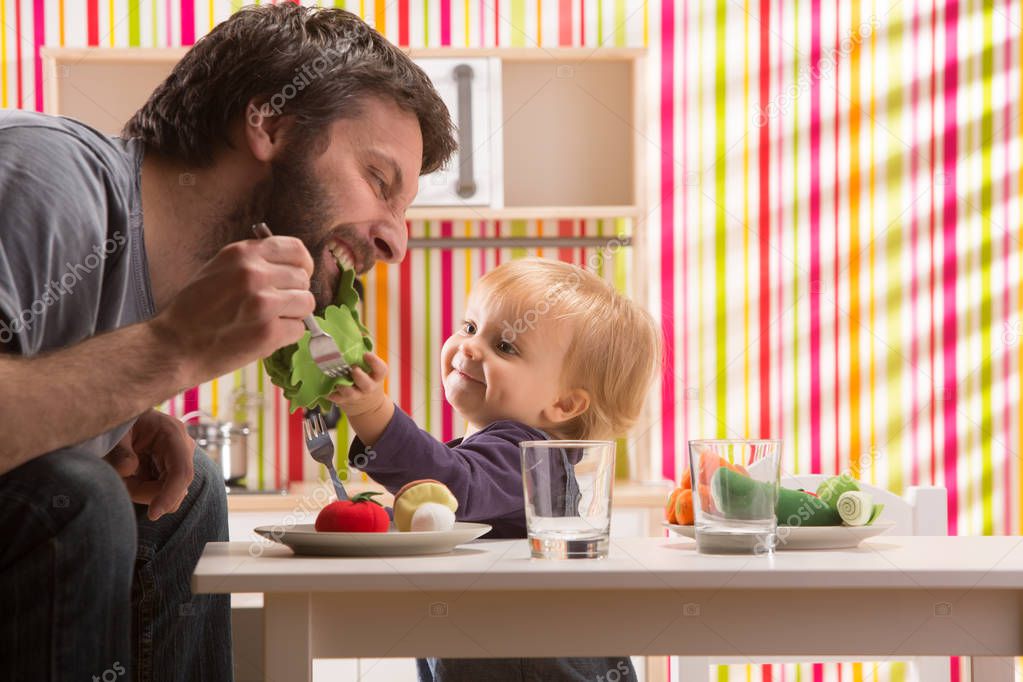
top-left (369, 218), bottom-right (408, 264)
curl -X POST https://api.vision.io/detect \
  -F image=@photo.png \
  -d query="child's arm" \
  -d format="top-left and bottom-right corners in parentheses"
top-left (327, 352), bottom-right (394, 446)
top-left (328, 355), bottom-right (546, 522)
top-left (347, 408), bottom-right (546, 523)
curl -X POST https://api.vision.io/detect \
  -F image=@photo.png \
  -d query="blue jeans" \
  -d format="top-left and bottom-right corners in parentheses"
top-left (0, 448), bottom-right (232, 681)
top-left (417, 656), bottom-right (636, 681)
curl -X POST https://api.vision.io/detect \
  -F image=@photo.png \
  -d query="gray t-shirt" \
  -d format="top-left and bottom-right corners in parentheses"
top-left (0, 110), bottom-right (155, 456)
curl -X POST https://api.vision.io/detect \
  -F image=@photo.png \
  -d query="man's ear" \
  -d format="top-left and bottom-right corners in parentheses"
top-left (243, 97), bottom-right (293, 163)
top-left (541, 388), bottom-right (591, 425)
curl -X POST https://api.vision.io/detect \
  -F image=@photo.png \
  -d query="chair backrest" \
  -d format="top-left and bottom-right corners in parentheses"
top-left (779, 474), bottom-right (948, 536)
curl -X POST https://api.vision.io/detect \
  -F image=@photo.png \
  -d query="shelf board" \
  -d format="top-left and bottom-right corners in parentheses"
top-left (405, 205), bottom-right (640, 221)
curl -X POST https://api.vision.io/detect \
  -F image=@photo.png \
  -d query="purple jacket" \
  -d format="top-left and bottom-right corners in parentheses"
top-left (348, 407), bottom-right (554, 539)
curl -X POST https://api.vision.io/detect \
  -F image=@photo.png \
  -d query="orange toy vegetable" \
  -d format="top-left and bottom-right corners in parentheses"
top-left (665, 488), bottom-right (682, 524)
top-left (680, 467), bottom-right (692, 490)
top-left (674, 489), bottom-right (695, 525)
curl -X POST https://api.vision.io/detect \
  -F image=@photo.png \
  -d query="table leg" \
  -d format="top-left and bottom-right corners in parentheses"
top-left (264, 592), bottom-right (312, 682)
top-left (969, 656), bottom-right (1015, 682)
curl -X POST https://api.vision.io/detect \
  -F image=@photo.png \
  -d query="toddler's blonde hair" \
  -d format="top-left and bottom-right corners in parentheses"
top-left (474, 257), bottom-right (662, 440)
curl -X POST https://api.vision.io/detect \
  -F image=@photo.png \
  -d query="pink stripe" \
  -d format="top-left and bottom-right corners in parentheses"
top-left (184, 388), bottom-right (199, 424)
top-left (180, 0), bottom-right (194, 45)
top-left (908, 0), bottom-right (922, 487)
top-left (942, 0), bottom-right (959, 535)
top-left (757, 0), bottom-right (771, 437)
top-left (440, 0), bottom-right (451, 45)
top-left (32, 0), bottom-right (44, 111)
top-left (808, 0), bottom-right (822, 475)
top-left (833, 6), bottom-right (842, 476)
top-left (558, 0), bottom-right (572, 45)
top-left (659, 0), bottom-right (676, 481)
top-left (813, 663), bottom-right (823, 682)
top-left (769, 0), bottom-right (777, 439)
top-left (680, 1), bottom-right (689, 480)
top-left (440, 221), bottom-right (454, 442)
top-left (1002, 0), bottom-right (1013, 535)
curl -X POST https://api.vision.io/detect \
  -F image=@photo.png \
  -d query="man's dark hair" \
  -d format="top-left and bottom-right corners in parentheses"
top-left (123, 5), bottom-right (456, 173)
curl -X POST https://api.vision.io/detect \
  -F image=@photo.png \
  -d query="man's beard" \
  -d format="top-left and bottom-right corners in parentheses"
top-left (201, 143), bottom-right (371, 311)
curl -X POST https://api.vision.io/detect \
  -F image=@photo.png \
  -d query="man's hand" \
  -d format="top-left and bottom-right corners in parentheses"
top-left (104, 409), bottom-right (196, 521)
top-left (328, 353), bottom-right (394, 446)
top-left (149, 235), bottom-right (316, 386)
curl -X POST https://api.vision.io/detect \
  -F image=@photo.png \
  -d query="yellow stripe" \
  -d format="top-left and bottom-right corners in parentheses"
top-left (59, 0), bottom-right (65, 46)
top-left (375, 0), bottom-right (385, 34)
top-left (109, 0), bottom-right (115, 46)
top-left (375, 262), bottom-right (389, 393)
top-left (211, 378), bottom-right (219, 418)
top-left (743, 0), bottom-right (750, 438)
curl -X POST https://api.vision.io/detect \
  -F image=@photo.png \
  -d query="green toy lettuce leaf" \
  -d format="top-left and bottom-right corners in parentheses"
top-left (263, 265), bottom-right (374, 414)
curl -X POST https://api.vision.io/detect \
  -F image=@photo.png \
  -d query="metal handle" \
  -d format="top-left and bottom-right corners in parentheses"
top-left (453, 64), bottom-right (477, 199)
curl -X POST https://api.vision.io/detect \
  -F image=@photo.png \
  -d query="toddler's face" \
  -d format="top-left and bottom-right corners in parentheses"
top-left (440, 291), bottom-right (573, 431)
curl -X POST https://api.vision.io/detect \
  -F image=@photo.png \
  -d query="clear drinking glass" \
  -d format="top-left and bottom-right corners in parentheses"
top-left (688, 439), bottom-right (782, 555)
top-left (520, 440), bottom-right (616, 559)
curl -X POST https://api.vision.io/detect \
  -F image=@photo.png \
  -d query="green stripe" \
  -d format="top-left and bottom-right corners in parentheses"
top-left (882, 0), bottom-right (906, 496)
top-left (424, 223), bottom-right (432, 432)
top-left (510, 220), bottom-right (528, 259)
top-left (152, 0), bottom-right (159, 45)
top-left (891, 661), bottom-right (908, 682)
top-left (714, 0), bottom-right (728, 437)
top-left (128, 0), bottom-right (140, 45)
top-left (337, 413), bottom-right (349, 481)
top-left (614, 0), bottom-right (626, 48)
top-left (792, 0), bottom-right (800, 474)
top-left (424, 0), bottom-right (429, 45)
top-left (256, 363), bottom-right (265, 489)
top-left (511, 0), bottom-right (525, 47)
top-left (597, 0), bottom-right (603, 46)
top-left (980, 0), bottom-right (994, 535)
top-left (232, 0), bottom-right (244, 12)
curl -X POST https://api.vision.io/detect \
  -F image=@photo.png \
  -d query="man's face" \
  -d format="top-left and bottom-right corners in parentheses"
top-left (255, 96), bottom-right (423, 309)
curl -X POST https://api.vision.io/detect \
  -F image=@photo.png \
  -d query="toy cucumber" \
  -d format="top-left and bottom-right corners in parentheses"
top-left (711, 467), bottom-right (843, 526)
top-left (776, 486), bottom-right (843, 526)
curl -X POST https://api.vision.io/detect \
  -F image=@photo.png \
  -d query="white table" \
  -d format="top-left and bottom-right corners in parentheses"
top-left (193, 535), bottom-right (1023, 681)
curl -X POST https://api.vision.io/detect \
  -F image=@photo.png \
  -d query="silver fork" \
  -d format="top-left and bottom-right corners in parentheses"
top-left (303, 411), bottom-right (349, 502)
top-left (251, 222), bottom-right (353, 380)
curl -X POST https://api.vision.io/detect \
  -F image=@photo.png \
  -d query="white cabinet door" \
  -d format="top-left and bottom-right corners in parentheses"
top-left (413, 57), bottom-right (503, 207)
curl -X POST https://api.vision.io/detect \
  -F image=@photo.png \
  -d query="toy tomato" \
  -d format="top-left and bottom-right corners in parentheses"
top-left (315, 492), bottom-right (391, 533)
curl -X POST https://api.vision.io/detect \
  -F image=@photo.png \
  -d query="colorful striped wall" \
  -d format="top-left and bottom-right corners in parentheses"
top-left (3, 2), bottom-right (1020, 679)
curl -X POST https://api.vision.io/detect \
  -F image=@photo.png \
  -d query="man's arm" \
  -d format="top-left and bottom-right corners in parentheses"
top-left (0, 236), bottom-right (316, 475)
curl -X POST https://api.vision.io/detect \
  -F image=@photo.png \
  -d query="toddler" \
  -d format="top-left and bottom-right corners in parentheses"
top-left (330, 257), bottom-right (662, 682)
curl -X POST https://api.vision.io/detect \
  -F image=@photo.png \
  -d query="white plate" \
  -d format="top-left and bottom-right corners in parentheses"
top-left (663, 521), bottom-right (896, 550)
top-left (255, 522), bottom-right (492, 557)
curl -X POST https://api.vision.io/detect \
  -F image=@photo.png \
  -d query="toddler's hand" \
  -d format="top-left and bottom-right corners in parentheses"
top-left (328, 352), bottom-right (389, 418)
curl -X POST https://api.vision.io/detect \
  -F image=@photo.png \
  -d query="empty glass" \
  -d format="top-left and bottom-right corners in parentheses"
top-left (520, 440), bottom-right (616, 559)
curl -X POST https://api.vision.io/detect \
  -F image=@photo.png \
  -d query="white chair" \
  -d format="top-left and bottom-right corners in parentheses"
top-left (672, 475), bottom-right (952, 682)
